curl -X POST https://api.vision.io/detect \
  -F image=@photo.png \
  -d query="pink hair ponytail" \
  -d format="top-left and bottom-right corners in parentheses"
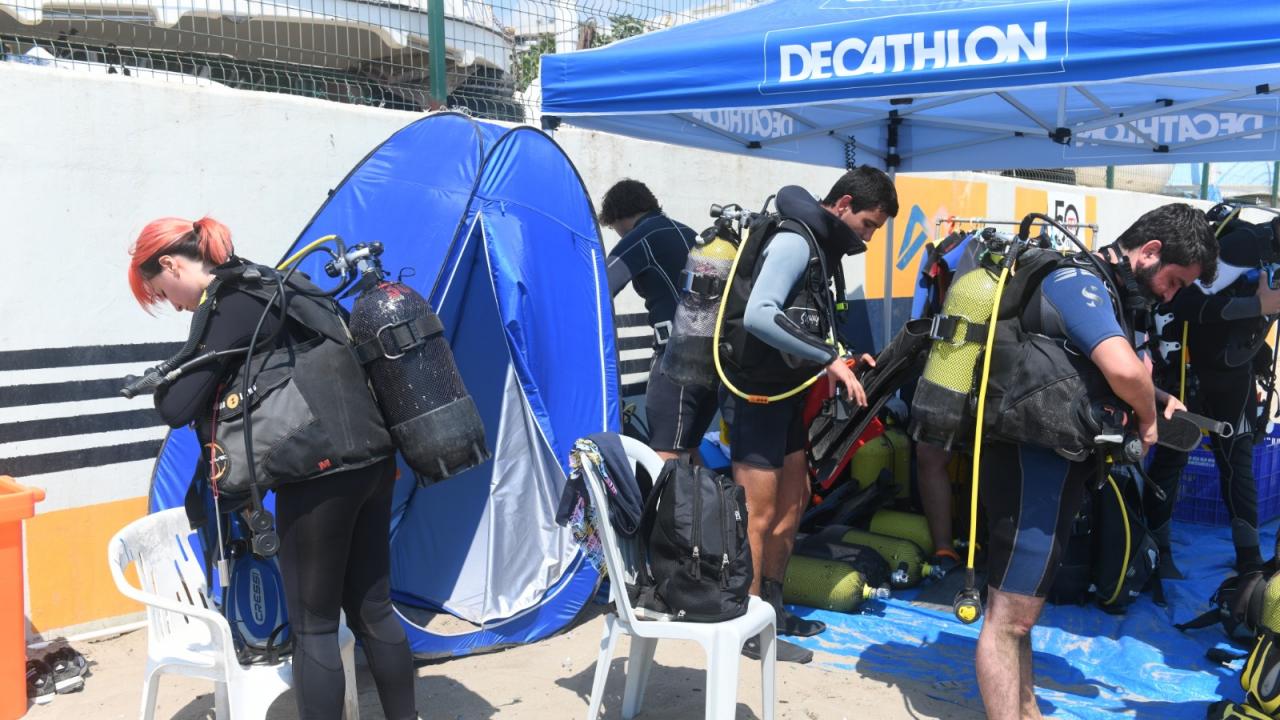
top-left (192, 216), bottom-right (233, 266)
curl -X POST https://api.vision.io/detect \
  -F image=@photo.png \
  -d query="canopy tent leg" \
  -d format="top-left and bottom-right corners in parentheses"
top-left (882, 167), bottom-right (896, 348)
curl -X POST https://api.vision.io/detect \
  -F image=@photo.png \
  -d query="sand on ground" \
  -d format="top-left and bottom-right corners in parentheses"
top-left (22, 605), bottom-right (985, 720)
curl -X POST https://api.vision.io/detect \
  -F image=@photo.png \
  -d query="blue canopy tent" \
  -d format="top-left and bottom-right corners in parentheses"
top-left (541, 0), bottom-right (1280, 342)
top-left (150, 112), bottom-right (619, 658)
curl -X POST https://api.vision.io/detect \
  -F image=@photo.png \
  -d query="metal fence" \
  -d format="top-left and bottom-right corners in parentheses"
top-left (0, 0), bottom-right (754, 120)
top-left (982, 163), bottom-right (1280, 206)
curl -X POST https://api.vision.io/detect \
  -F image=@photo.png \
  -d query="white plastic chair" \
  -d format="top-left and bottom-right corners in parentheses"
top-left (581, 435), bottom-right (776, 720)
top-left (107, 507), bottom-right (359, 720)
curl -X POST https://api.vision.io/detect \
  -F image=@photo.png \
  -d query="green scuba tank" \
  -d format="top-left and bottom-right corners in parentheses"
top-left (782, 555), bottom-right (890, 612)
top-left (867, 509), bottom-right (935, 556)
top-left (909, 261), bottom-right (1000, 450)
top-left (850, 425), bottom-right (910, 498)
top-left (662, 229), bottom-right (739, 388)
top-left (839, 528), bottom-right (938, 588)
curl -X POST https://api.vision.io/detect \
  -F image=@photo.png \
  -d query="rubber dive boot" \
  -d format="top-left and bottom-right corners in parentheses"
top-left (1234, 518), bottom-right (1263, 574)
top-left (763, 578), bottom-right (826, 637)
top-left (741, 635), bottom-right (813, 664)
top-left (929, 547), bottom-right (961, 578)
top-left (1150, 523), bottom-right (1184, 580)
top-left (1236, 545), bottom-right (1264, 575)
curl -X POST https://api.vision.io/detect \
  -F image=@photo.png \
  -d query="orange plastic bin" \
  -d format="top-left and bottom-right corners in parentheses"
top-left (0, 476), bottom-right (44, 720)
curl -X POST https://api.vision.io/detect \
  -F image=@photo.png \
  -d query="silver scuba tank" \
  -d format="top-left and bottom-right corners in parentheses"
top-left (661, 215), bottom-right (740, 388)
top-left (346, 246), bottom-right (490, 481)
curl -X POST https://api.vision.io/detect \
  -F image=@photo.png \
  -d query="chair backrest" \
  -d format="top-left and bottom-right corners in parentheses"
top-left (578, 435), bottom-right (666, 625)
top-left (108, 507), bottom-right (221, 648)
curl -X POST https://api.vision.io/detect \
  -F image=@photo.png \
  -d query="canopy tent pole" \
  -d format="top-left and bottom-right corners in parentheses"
top-left (883, 166), bottom-right (896, 348)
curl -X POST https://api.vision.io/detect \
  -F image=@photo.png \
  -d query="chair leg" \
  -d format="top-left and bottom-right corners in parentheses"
top-left (139, 667), bottom-right (163, 720)
top-left (586, 614), bottom-right (621, 720)
top-left (757, 627), bottom-right (776, 720)
top-left (621, 636), bottom-right (657, 720)
top-left (212, 679), bottom-right (230, 720)
top-left (703, 636), bottom-right (742, 720)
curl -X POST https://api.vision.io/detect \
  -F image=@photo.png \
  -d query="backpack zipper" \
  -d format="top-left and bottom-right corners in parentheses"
top-left (717, 480), bottom-right (732, 590)
top-left (691, 468), bottom-right (703, 579)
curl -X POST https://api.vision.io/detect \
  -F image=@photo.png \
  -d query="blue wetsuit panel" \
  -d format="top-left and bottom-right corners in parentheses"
top-left (1038, 266), bottom-right (1125, 355)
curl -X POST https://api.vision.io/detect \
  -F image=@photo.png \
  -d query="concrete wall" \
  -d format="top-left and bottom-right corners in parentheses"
top-left (0, 61), bottom-right (1206, 636)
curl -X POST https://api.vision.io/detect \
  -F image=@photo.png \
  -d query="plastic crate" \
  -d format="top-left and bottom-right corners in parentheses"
top-left (1172, 429), bottom-right (1280, 526)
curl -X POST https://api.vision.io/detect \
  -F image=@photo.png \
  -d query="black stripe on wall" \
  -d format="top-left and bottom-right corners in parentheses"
top-left (620, 382), bottom-right (648, 398)
top-left (616, 336), bottom-right (653, 352)
top-left (615, 313), bottom-right (647, 329)
top-left (0, 439), bottom-right (164, 477)
top-left (0, 378), bottom-right (131, 408)
top-left (619, 358), bottom-right (651, 376)
top-left (0, 342), bottom-right (184, 372)
top-left (0, 409), bottom-right (164, 444)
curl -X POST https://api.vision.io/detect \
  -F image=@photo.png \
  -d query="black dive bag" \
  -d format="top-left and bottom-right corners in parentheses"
top-left (636, 460), bottom-right (753, 622)
top-left (197, 265), bottom-right (394, 500)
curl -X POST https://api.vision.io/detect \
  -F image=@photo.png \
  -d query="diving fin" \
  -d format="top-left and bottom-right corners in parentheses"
top-left (1157, 410), bottom-right (1231, 452)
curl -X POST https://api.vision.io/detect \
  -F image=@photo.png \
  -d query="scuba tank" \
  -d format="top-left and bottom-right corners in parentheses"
top-left (850, 425), bottom-right (910, 499)
top-left (345, 244), bottom-right (491, 481)
top-left (867, 509), bottom-right (935, 556)
top-left (782, 555), bottom-right (889, 612)
top-left (661, 205), bottom-right (741, 388)
top-left (909, 229), bottom-right (1010, 450)
top-left (839, 527), bottom-right (939, 588)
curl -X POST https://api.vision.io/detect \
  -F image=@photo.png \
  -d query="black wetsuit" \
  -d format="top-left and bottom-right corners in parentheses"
top-left (1147, 282), bottom-right (1267, 570)
top-left (156, 289), bottom-right (417, 720)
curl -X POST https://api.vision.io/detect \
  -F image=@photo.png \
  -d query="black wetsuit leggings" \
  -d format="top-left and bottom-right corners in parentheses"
top-left (276, 458), bottom-right (417, 720)
top-left (1145, 368), bottom-right (1259, 551)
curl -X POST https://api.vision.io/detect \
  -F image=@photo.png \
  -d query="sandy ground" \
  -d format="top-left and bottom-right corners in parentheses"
top-left (22, 605), bottom-right (986, 720)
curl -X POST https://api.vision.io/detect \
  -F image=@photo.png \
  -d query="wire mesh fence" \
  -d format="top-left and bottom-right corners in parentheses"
top-left (0, 0), bottom-right (756, 119)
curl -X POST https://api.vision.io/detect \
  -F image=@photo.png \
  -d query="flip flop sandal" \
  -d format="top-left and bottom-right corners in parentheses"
top-left (26, 658), bottom-right (55, 704)
top-left (47, 646), bottom-right (87, 694)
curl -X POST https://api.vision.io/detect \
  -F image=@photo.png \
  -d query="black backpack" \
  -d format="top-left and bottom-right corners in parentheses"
top-left (635, 459), bottom-right (753, 622)
top-left (1093, 466), bottom-right (1161, 613)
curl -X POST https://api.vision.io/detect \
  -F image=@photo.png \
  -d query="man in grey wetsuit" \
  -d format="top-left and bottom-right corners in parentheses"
top-left (722, 167), bottom-right (898, 663)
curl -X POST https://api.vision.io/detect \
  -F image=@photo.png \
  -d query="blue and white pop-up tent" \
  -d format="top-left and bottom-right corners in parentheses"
top-left (541, 0), bottom-right (1280, 338)
top-left (150, 112), bottom-right (618, 658)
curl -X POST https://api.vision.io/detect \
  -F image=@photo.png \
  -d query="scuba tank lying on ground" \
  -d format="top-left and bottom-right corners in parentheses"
top-left (834, 526), bottom-right (940, 589)
top-left (122, 237), bottom-right (490, 558)
top-left (867, 509), bottom-right (935, 557)
top-left (661, 203), bottom-right (743, 388)
top-left (782, 555), bottom-right (890, 613)
top-left (794, 529), bottom-right (893, 589)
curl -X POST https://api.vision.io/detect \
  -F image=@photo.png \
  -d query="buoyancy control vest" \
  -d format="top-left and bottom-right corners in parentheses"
top-left (195, 259), bottom-right (394, 499)
top-left (715, 188), bottom-right (863, 400)
top-left (910, 237), bottom-right (1132, 458)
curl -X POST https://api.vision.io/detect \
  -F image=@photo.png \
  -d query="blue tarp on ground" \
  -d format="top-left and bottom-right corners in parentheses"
top-left (786, 519), bottom-right (1272, 719)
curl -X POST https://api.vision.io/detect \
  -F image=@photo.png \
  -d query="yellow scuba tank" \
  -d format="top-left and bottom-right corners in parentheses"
top-left (909, 260), bottom-right (1001, 450)
top-left (662, 228), bottom-right (739, 388)
top-left (868, 509), bottom-right (935, 556)
top-left (840, 528), bottom-right (938, 588)
top-left (782, 555), bottom-right (890, 612)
